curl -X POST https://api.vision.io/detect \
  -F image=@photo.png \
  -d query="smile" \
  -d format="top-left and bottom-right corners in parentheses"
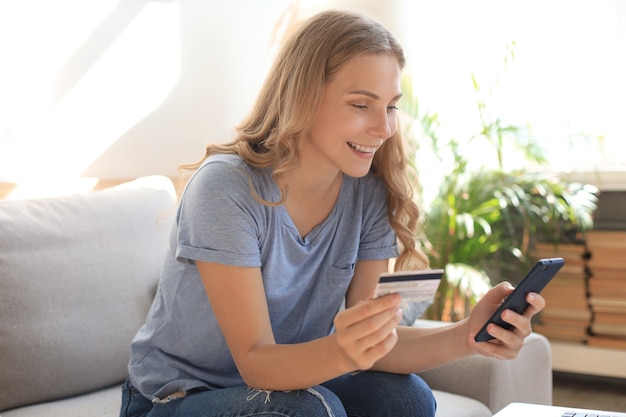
top-left (347, 141), bottom-right (378, 153)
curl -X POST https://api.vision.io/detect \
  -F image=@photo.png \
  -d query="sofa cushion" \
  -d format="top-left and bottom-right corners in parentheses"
top-left (432, 390), bottom-right (492, 417)
top-left (0, 386), bottom-right (493, 417)
top-left (0, 385), bottom-right (122, 417)
top-left (0, 176), bottom-right (176, 412)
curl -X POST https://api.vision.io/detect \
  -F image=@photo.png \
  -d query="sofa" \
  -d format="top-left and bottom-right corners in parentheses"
top-left (0, 176), bottom-right (553, 417)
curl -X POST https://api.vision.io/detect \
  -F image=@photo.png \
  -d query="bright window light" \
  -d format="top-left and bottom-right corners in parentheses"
top-left (403, 0), bottom-right (626, 180)
top-left (0, 0), bottom-right (180, 181)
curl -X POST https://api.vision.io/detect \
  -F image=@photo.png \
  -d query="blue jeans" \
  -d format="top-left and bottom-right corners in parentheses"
top-left (119, 371), bottom-right (436, 417)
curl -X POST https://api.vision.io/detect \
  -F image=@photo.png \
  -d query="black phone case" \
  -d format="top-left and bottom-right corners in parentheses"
top-left (474, 257), bottom-right (565, 342)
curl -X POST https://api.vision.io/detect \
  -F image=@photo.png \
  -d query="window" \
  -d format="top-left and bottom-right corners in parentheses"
top-left (402, 0), bottom-right (626, 190)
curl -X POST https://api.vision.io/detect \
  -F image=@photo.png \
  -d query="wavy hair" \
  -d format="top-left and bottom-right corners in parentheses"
top-left (180, 9), bottom-right (428, 271)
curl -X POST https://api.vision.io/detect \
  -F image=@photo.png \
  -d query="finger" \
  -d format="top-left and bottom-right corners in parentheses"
top-left (499, 310), bottom-right (532, 340)
top-left (337, 293), bottom-right (401, 329)
top-left (354, 307), bottom-right (403, 349)
top-left (523, 292), bottom-right (546, 318)
top-left (346, 326), bottom-right (400, 371)
top-left (505, 289), bottom-right (546, 324)
top-left (334, 305), bottom-right (402, 370)
top-left (483, 307), bottom-right (532, 351)
top-left (492, 293), bottom-right (543, 342)
top-left (468, 333), bottom-right (519, 360)
top-left (483, 282), bottom-right (515, 307)
top-left (333, 296), bottom-right (402, 360)
top-left (362, 326), bottom-right (399, 364)
top-left (346, 305), bottom-right (402, 349)
top-left (358, 310), bottom-right (402, 366)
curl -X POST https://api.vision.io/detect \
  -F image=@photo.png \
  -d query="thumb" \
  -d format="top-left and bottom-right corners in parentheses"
top-left (485, 281), bottom-right (515, 304)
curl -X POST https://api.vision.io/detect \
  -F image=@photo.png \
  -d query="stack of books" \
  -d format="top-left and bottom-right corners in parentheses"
top-left (586, 230), bottom-right (626, 350)
top-left (530, 241), bottom-right (591, 343)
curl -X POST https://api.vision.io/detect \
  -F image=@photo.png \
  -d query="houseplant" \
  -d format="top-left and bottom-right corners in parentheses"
top-left (400, 71), bottom-right (599, 322)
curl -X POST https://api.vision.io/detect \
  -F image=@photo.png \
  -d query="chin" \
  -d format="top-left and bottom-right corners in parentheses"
top-left (342, 164), bottom-right (373, 179)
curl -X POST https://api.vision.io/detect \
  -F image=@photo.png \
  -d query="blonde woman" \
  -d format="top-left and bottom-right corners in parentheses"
top-left (122, 9), bottom-right (544, 417)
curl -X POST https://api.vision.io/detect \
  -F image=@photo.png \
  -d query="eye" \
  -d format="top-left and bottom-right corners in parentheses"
top-left (352, 104), bottom-right (368, 110)
top-left (387, 105), bottom-right (399, 112)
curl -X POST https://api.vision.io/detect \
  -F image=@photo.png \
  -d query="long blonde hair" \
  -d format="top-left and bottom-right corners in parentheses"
top-left (181, 9), bottom-right (428, 271)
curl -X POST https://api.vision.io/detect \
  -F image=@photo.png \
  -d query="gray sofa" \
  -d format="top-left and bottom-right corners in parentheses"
top-left (0, 176), bottom-right (553, 417)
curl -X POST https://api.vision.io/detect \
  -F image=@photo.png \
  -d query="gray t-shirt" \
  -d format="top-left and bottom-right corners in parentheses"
top-left (128, 154), bottom-right (398, 399)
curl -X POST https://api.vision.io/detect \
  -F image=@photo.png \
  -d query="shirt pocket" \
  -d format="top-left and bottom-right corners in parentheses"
top-left (326, 262), bottom-right (355, 289)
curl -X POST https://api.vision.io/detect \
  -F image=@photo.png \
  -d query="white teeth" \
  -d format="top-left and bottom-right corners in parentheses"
top-left (348, 142), bottom-right (377, 153)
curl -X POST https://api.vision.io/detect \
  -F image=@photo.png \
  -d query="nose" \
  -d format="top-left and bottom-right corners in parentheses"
top-left (369, 109), bottom-right (393, 139)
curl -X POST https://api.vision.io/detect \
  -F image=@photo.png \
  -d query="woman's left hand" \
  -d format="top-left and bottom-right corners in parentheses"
top-left (466, 281), bottom-right (546, 359)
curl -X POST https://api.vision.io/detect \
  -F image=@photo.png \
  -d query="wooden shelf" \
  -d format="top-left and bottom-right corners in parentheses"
top-left (550, 341), bottom-right (626, 379)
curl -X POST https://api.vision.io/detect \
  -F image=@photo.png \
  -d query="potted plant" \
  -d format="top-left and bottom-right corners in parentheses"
top-left (400, 70), bottom-right (598, 322)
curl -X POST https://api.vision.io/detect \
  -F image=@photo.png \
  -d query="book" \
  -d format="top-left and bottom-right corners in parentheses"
top-left (588, 255), bottom-right (626, 270)
top-left (586, 230), bottom-right (626, 269)
top-left (543, 275), bottom-right (587, 296)
top-left (589, 296), bottom-right (626, 314)
top-left (531, 247), bottom-right (591, 343)
top-left (587, 335), bottom-right (626, 350)
top-left (583, 230), bottom-right (626, 342)
top-left (586, 230), bottom-right (626, 249)
top-left (591, 305), bottom-right (626, 314)
top-left (532, 242), bottom-right (589, 259)
top-left (589, 296), bottom-right (626, 309)
top-left (591, 323), bottom-right (626, 337)
top-left (589, 267), bottom-right (626, 281)
top-left (588, 278), bottom-right (626, 297)
top-left (534, 322), bottom-right (589, 343)
top-left (531, 242), bottom-right (590, 278)
top-left (589, 311), bottom-right (626, 337)
top-left (539, 315), bottom-right (591, 328)
top-left (594, 312), bottom-right (626, 326)
top-left (541, 306), bottom-right (592, 321)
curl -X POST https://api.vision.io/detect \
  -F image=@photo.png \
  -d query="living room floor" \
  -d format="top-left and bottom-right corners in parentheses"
top-left (552, 372), bottom-right (626, 412)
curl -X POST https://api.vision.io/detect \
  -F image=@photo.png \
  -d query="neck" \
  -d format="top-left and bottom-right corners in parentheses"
top-left (282, 169), bottom-right (343, 238)
top-left (285, 147), bottom-right (342, 197)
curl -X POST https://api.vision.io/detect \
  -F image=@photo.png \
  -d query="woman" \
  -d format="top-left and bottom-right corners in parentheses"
top-left (121, 9), bottom-right (545, 417)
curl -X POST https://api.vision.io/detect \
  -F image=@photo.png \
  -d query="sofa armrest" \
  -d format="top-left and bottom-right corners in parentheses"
top-left (414, 321), bottom-right (552, 414)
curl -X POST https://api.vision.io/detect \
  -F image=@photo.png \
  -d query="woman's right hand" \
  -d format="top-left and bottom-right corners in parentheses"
top-left (332, 293), bottom-right (403, 371)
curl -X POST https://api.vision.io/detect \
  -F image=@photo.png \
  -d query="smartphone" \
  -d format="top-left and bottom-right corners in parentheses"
top-left (474, 257), bottom-right (564, 342)
top-left (375, 269), bottom-right (443, 303)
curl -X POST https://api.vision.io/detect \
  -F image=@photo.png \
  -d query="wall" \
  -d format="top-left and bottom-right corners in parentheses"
top-left (0, 0), bottom-right (405, 181)
top-left (1, 0), bottom-right (624, 184)
top-left (0, 0), bottom-right (292, 180)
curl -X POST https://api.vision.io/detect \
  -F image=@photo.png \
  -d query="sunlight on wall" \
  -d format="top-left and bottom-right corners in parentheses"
top-left (52, 3), bottom-right (180, 177)
top-left (0, 0), bottom-right (623, 185)
top-left (0, 0), bottom-right (179, 181)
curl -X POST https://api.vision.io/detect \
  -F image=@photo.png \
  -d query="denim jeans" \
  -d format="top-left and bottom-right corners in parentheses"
top-left (119, 371), bottom-right (436, 417)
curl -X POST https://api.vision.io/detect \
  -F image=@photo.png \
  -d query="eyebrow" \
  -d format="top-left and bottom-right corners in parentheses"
top-left (347, 89), bottom-right (403, 101)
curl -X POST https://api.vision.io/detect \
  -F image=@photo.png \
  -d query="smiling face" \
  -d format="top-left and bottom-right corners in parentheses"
top-left (301, 53), bottom-right (402, 178)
